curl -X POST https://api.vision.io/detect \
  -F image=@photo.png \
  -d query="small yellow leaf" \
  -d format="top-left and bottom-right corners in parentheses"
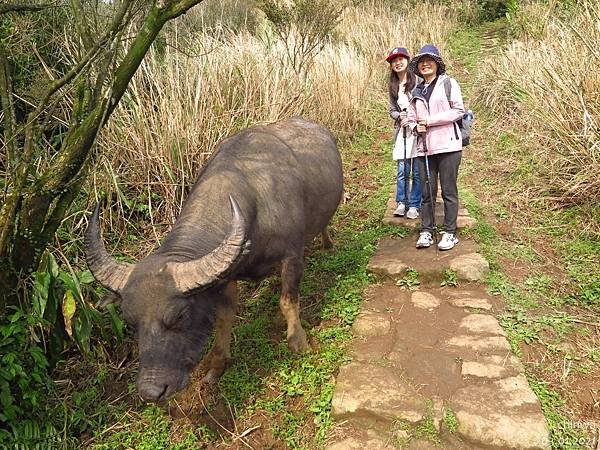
top-left (62, 290), bottom-right (77, 337)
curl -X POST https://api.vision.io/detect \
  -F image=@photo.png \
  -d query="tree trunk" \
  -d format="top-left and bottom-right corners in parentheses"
top-left (0, 1), bottom-right (205, 311)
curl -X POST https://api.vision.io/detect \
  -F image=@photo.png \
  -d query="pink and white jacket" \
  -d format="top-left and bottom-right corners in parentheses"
top-left (408, 74), bottom-right (465, 156)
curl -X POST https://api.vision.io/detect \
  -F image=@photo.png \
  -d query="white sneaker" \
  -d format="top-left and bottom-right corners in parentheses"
top-left (393, 203), bottom-right (406, 217)
top-left (406, 207), bottom-right (419, 219)
top-left (416, 231), bottom-right (433, 248)
top-left (438, 232), bottom-right (458, 251)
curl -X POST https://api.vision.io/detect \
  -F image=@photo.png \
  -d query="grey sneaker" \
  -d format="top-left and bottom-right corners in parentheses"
top-left (438, 232), bottom-right (458, 251)
top-left (393, 203), bottom-right (406, 217)
top-left (416, 231), bottom-right (433, 248)
top-left (406, 207), bottom-right (419, 219)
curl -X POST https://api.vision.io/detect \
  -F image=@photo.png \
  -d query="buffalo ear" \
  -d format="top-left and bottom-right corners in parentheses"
top-left (98, 291), bottom-right (121, 308)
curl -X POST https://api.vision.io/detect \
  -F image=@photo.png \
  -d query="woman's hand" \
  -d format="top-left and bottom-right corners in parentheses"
top-left (416, 120), bottom-right (427, 134)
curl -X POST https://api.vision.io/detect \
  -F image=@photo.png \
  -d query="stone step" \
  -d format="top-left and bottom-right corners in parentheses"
top-left (331, 361), bottom-right (428, 424)
top-left (328, 281), bottom-right (551, 449)
top-left (366, 237), bottom-right (489, 282)
top-left (383, 195), bottom-right (477, 230)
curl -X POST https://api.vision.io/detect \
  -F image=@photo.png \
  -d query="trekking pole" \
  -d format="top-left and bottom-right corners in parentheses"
top-left (401, 108), bottom-right (408, 211)
top-left (420, 128), bottom-right (438, 254)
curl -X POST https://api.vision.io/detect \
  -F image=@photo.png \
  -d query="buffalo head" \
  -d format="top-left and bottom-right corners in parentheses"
top-left (85, 196), bottom-right (248, 401)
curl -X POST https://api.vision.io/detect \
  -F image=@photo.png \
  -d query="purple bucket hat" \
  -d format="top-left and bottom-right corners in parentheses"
top-left (408, 44), bottom-right (446, 76)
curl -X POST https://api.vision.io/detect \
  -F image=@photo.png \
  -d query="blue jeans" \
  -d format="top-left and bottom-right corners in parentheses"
top-left (396, 158), bottom-right (422, 208)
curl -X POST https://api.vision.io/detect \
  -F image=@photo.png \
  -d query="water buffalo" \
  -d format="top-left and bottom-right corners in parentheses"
top-left (85, 117), bottom-right (343, 402)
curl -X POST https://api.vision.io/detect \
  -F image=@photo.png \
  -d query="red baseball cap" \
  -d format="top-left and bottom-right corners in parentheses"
top-left (386, 47), bottom-right (410, 63)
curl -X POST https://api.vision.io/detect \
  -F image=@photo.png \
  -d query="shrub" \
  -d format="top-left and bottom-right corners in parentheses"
top-left (472, 0), bottom-right (600, 211)
top-left (95, 1), bottom-right (460, 231)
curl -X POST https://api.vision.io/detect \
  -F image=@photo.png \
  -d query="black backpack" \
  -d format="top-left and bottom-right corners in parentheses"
top-left (443, 78), bottom-right (471, 147)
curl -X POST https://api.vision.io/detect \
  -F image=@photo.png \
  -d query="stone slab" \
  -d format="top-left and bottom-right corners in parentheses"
top-left (452, 375), bottom-right (551, 449)
top-left (461, 354), bottom-right (523, 379)
top-left (383, 194), bottom-right (475, 229)
top-left (411, 291), bottom-right (441, 310)
top-left (449, 253), bottom-right (490, 282)
top-left (458, 314), bottom-right (506, 336)
top-left (326, 436), bottom-right (389, 450)
top-left (368, 237), bottom-right (480, 281)
top-left (332, 362), bottom-right (427, 424)
top-left (352, 312), bottom-right (392, 338)
top-left (445, 335), bottom-right (511, 352)
top-left (449, 297), bottom-right (493, 311)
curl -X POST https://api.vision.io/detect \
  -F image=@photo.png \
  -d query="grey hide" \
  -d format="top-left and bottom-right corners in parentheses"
top-left (86, 116), bottom-right (344, 402)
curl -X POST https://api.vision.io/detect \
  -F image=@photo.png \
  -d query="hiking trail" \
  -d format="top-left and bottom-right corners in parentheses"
top-left (325, 23), bottom-right (552, 450)
top-left (325, 197), bottom-right (551, 449)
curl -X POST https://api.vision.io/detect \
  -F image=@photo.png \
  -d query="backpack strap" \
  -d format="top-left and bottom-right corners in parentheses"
top-left (444, 77), bottom-right (460, 141)
top-left (443, 77), bottom-right (452, 106)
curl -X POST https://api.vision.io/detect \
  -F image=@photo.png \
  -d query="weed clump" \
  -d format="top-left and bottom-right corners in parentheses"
top-left (473, 1), bottom-right (600, 214)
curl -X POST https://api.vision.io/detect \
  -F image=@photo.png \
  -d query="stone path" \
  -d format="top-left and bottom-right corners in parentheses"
top-left (326, 194), bottom-right (551, 449)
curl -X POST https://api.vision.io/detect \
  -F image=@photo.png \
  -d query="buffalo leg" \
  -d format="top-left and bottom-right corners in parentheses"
top-left (322, 227), bottom-right (333, 250)
top-left (202, 281), bottom-right (236, 383)
top-left (279, 256), bottom-right (309, 353)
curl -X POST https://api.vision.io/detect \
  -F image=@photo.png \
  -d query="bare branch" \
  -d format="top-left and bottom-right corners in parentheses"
top-left (0, 43), bottom-right (17, 168)
top-left (70, 0), bottom-right (94, 50)
top-left (159, 0), bottom-right (205, 21)
top-left (0, 3), bottom-right (52, 15)
top-left (26, 0), bottom-right (136, 126)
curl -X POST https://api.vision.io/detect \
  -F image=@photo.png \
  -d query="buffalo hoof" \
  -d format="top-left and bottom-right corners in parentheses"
top-left (322, 241), bottom-right (334, 251)
top-left (201, 368), bottom-right (223, 384)
top-left (288, 329), bottom-right (309, 353)
top-left (200, 355), bottom-right (231, 384)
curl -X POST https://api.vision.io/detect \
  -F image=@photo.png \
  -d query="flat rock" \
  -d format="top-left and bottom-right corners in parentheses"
top-left (449, 253), bottom-right (490, 282)
top-left (367, 256), bottom-right (408, 278)
top-left (452, 375), bottom-right (550, 449)
top-left (411, 291), bottom-right (441, 310)
top-left (460, 354), bottom-right (523, 379)
top-left (326, 436), bottom-right (389, 450)
top-left (352, 312), bottom-right (392, 338)
top-left (406, 439), bottom-right (440, 449)
top-left (449, 297), bottom-right (493, 311)
top-left (457, 216), bottom-right (477, 228)
top-left (458, 314), bottom-right (506, 336)
top-left (368, 238), bottom-right (480, 281)
top-left (332, 362), bottom-right (426, 423)
top-left (445, 335), bottom-right (511, 352)
top-left (383, 194), bottom-right (475, 229)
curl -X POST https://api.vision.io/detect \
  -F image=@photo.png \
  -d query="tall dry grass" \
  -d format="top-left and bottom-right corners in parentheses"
top-left (95, 1), bottom-right (460, 237)
top-left (473, 0), bottom-right (600, 208)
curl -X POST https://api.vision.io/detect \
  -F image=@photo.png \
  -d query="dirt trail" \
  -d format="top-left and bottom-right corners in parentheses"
top-left (325, 195), bottom-right (551, 449)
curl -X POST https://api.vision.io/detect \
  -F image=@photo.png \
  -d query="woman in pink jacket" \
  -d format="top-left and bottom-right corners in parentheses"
top-left (407, 44), bottom-right (465, 251)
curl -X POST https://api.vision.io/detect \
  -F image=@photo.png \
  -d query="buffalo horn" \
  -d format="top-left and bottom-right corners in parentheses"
top-left (85, 203), bottom-right (134, 294)
top-left (169, 195), bottom-right (249, 294)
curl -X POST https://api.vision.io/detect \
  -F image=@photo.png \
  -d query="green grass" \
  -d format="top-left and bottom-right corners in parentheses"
top-left (396, 267), bottom-right (420, 289)
top-left (413, 401), bottom-right (441, 444)
top-left (528, 377), bottom-right (590, 450)
top-left (440, 269), bottom-right (458, 287)
top-left (453, 21), bottom-right (598, 450)
top-left (443, 407), bottom-right (458, 434)
top-left (447, 26), bottom-right (482, 94)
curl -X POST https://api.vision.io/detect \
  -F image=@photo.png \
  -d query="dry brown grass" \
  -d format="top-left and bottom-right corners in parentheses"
top-left (473, 0), bottom-right (600, 208)
top-left (94, 1), bottom-right (460, 233)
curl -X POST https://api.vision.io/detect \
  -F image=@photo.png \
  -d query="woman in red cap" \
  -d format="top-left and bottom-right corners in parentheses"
top-left (387, 47), bottom-right (421, 220)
